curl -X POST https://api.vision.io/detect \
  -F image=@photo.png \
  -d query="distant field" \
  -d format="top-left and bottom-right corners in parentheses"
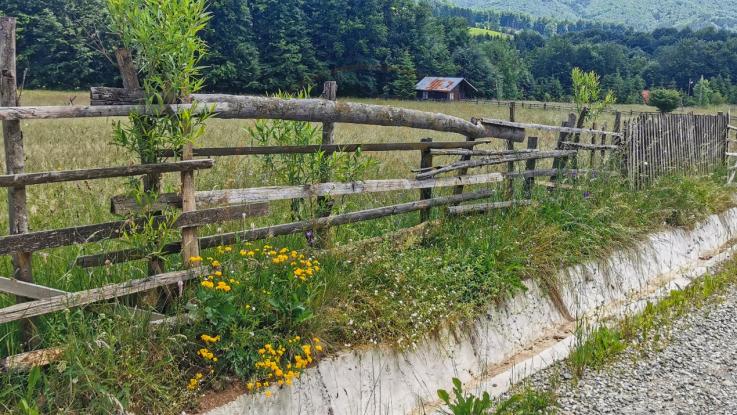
top-left (468, 27), bottom-right (512, 39)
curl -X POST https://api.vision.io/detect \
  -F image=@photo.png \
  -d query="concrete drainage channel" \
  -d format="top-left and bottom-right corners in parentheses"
top-left (205, 208), bottom-right (737, 415)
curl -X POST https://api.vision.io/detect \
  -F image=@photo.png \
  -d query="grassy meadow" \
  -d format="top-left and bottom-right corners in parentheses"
top-left (0, 91), bottom-right (734, 413)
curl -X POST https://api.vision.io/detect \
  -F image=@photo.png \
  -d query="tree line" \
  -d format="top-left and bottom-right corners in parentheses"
top-left (3, 0), bottom-right (737, 105)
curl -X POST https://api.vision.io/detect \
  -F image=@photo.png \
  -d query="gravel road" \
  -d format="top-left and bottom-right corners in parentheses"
top-left (527, 286), bottom-right (737, 415)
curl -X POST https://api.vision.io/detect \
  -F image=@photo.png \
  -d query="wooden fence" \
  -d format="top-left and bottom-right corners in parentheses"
top-left (1, 15), bottom-right (729, 361)
top-left (622, 112), bottom-right (730, 186)
top-left (0, 17), bottom-right (634, 344)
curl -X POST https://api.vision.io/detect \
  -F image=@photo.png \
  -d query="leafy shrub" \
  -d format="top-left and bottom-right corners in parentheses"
top-left (571, 67), bottom-right (616, 122)
top-left (248, 89), bottom-right (375, 222)
top-left (186, 244), bottom-right (325, 396)
top-left (648, 88), bottom-right (681, 113)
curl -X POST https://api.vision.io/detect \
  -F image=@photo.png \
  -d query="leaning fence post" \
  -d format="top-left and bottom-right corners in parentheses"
top-left (551, 113), bottom-right (577, 182)
top-left (419, 138), bottom-right (433, 223)
top-left (316, 81), bottom-right (337, 248)
top-left (524, 137), bottom-right (539, 198)
top-left (1, 17), bottom-right (34, 346)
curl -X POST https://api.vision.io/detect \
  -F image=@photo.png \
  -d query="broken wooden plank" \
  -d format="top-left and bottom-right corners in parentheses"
top-left (415, 150), bottom-right (577, 180)
top-left (504, 169), bottom-right (605, 179)
top-left (429, 149), bottom-right (538, 157)
top-left (0, 159), bottom-right (213, 187)
top-left (0, 203), bottom-right (268, 254)
top-left (0, 267), bottom-right (205, 324)
top-left (90, 86), bottom-right (144, 106)
top-left (447, 200), bottom-right (533, 215)
top-left (110, 173), bottom-right (504, 215)
top-left (480, 118), bottom-right (623, 138)
top-left (536, 181), bottom-right (575, 190)
top-left (1, 347), bottom-right (64, 372)
top-left (0, 276), bottom-right (167, 321)
top-left (561, 141), bottom-right (620, 150)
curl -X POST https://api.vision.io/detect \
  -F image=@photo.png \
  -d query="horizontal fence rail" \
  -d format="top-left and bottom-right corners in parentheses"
top-left (111, 173), bottom-right (504, 215)
top-left (0, 159), bottom-right (213, 187)
top-left (0, 203), bottom-right (269, 255)
top-left (0, 95), bottom-right (526, 141)
top-left (157, 140), bottom-right (496, 157)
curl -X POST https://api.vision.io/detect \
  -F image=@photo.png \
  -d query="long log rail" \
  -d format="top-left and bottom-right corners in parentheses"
top-left (0, 95), bottom-right (526, 142)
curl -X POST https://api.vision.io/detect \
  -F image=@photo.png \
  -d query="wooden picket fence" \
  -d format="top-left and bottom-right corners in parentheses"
top-left (623, 112), bottom-right (730, 187)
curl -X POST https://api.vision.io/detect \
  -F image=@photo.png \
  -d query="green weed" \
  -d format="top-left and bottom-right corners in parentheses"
top-left (570, 325), bottom-right (626, 377)
top-left (438, 378), bottom-right (493, 415)
top-left (494, 387), bottom-right (557, 415)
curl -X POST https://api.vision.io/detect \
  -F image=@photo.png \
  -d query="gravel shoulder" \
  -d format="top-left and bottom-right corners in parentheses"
top-left (526, 286), bottom-right (737, 415)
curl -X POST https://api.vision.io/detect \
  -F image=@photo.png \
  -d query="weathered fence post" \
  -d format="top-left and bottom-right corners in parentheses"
top-left (551, 113), bottom-right (577, 181)
top-left (506, 102), bottom-right (517, 196)
top-left (1, 17), bottom-right (34, 345)
top-left (316, 81), bottom-right (337, 248)
top-left (571, 108), bottom-right (589, 170)
top-left (180, 141), bottom-right (199, 267)
top-left (419, 138), bottom-right (433, 222)
top-left (598, 123), bottom-right (608, 168)
top-left (589, 122), bottom-right (597, 168)
top-left (524, 137), bottom-right (539, 198)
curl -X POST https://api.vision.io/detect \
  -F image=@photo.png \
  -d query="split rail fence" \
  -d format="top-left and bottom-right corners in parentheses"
top-left (0, 16), bottom-right (730, 364)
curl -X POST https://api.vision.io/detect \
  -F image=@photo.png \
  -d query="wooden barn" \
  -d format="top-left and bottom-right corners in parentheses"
top-left (415, 77), bottom-right (477, 101)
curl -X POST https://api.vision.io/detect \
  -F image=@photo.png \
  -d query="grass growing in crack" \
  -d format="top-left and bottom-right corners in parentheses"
top-left (570, 325), bottom-right (626, 377)
top-left (567, 255), bottom-right (737, 380)
top-left (493, 386), bottom-right (557, 414)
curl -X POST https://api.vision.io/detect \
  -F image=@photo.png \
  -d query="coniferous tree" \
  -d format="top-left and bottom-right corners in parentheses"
top-left (203, 0), bottom-right (261, 92)
top-left (383, 49), bottom-right (417, 99)
top-left (250, 0), bottom-right (322, 92)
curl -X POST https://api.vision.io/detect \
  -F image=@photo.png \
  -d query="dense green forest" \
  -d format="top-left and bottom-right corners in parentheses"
top-left (2, 0), bottom-right (737, 104)
top-left (449, 0), bottom-right (737, 32)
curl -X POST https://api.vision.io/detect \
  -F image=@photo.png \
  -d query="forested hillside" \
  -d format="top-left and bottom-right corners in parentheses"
top-left (3, 0), bottom-right (737, 105)
top-left (449, 0), bottom-right (737, 32)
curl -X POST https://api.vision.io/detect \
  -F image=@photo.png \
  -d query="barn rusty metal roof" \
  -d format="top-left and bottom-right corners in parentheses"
top-left (415, 77), bottom-right (477, 92)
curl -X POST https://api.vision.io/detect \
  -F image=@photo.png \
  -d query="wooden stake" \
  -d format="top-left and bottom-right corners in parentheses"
top-left (180, 142), bottom-right (199, 266)
top-left (419, 138), bottom-right (433, 222)
top-left (1, 16), bottom-right (34, 346)
top-left (506, 102), bottom-right (516, 197)
top-left (524, 137), bottom-right (539, 198)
